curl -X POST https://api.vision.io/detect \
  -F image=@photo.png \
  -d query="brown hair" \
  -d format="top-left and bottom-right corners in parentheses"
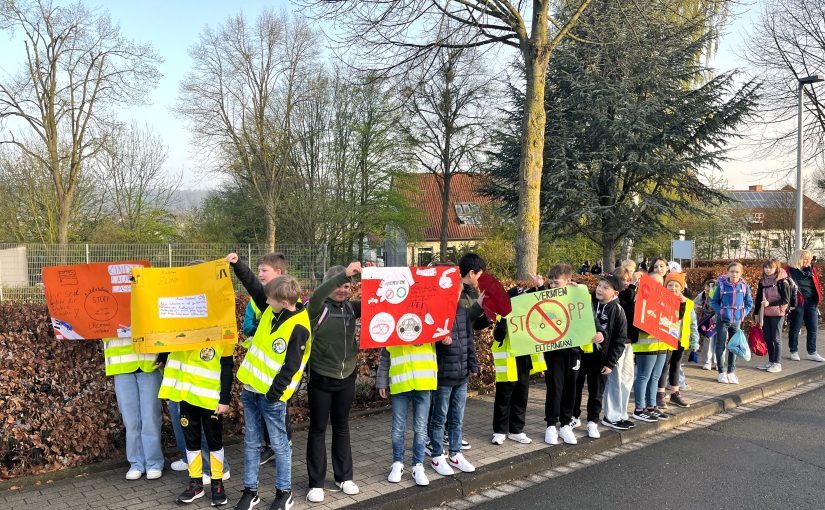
top-left (763, 259), bottom-right (781, 275)
top-left (547, 263), bottom-right (573, 280)
top-left (614, 266), bottom-right (632, 282)
top-left (258, 252), bottom-right (288, 273)
top-left (727, 261), bottom-right (743, 271)
top-left (264, 275), bottom-right (301, 304)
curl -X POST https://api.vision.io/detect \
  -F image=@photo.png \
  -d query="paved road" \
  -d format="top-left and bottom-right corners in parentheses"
top-left (474, 385), bottom-right (825, 510)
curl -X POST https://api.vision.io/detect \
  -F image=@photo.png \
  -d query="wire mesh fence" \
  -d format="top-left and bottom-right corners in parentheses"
top-left (0, 243), bottom-right (328, 303)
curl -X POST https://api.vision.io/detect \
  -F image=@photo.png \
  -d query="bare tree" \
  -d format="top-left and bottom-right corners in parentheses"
top-left (176, 10), bottom-right (319, 250)
top-left (0, 0), bottom-right (162, 246)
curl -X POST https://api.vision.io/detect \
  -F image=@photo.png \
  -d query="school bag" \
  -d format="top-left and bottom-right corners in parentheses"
top-left (727, 329), bottom-right (751, 362)
top-left (785, 276), bottom-right (802, 312)
top-left (747, 322), bottom-right (767, 357)
top-left (698, 314), bottom-right (716, 337)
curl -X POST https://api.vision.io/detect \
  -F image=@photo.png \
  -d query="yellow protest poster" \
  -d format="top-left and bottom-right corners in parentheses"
top-left (130, 259), bottom-right (237, 353)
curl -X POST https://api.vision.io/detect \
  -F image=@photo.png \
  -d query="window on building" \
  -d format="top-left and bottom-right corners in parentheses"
top-left (454, 202), bottom-right (482, 225)
top-left (748, 212), bottom-right (764, 224)
top-left (729, 237), bottom-right (741, 250)
top-left (417, 248), bottom-right (433, 266)
top-left (770, 235), bottom-right (780, 248)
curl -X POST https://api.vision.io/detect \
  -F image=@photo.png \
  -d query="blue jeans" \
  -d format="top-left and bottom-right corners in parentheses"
top-left (391, 390), bottom-right (431, 466)
top-left (633, 353), bottom-right (666, 409)
top-left (114, 371), bottom-right (164, 472)
top-left (241, 389), bottom-right (292, 491)
top-left (428, 383), bottom-right (467, 457)
top-left (788, 303), bottom-right (818, 355)
top-left (168, 400), bottom-right (230, 474)
top-left (715, 320), bottom-right (740, 374)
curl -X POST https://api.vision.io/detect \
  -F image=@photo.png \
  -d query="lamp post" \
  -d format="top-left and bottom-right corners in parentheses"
top-left (795, 75), bottom-right (824, 252)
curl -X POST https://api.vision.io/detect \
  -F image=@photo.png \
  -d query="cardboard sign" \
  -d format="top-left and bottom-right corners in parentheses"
top-left (360, 266), bottom-right (461, 348)
top-left (130, 259), bottom-right (237, 353)
top-left (633, 273), bottom-right (681, 349)
top-left (42, 260), bottom-right (149, 340)
top-left (507, 285), bottom-right (597, 356)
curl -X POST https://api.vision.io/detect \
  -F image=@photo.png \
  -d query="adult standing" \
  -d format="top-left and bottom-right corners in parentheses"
top-left (786, 250), bottom-right (825, 362)
top-left (305, 263), bottom-right (363, 504)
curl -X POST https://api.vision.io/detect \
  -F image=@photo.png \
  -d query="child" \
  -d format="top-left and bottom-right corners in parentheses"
top-left (711, 262), bottom-right (754, 384)
top-left (631, 273), bottom-right (668, 423)
top-left (660, 273), bottom-right (699, 407)
top-left (695, 279), bottom-right (717, 370)
top-left (228, 253), bottom-right (314, 510)
top-left (754, 259), bottom-right (790, 373)
top-left (377, 342), bottom-right (437, 486)
top-left (543, 264), bottom-right (584, 444)
top-left (601, 270), bottom-right (634, 431)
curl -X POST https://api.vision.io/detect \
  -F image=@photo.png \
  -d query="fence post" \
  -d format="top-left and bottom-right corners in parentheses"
top-left (85, 244), bottom-right (90, 264)
top-left (247, 244), bottom-right (252, 264)
top-left (168, 244), bottom-right (173, 267)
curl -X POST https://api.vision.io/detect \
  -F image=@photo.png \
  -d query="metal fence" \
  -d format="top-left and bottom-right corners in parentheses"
top-left (0, 243), bottom-right (328, 303)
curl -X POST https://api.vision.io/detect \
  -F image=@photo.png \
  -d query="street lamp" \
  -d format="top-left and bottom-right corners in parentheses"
top-left (795, 74), bottom-right (824, 252)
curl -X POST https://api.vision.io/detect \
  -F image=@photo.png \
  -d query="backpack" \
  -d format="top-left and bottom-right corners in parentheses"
top-left (785, 276), bottom-right (801, 312)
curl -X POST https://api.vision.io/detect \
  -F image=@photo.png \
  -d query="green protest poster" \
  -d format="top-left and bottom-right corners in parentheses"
top-left (507, 285), bottom-right (597, 356)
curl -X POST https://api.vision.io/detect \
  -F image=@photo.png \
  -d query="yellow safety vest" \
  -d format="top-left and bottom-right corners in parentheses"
top-left (491, 321), bottom-right (547, 383)
top-left (633, 298), bottom-right (695, 352)
top-left (158, 344), bottom-right (228, 410)
top-left (250, 299), bottom-right (262, 319)
top-left (237, 307), bottom-right (312, 402)
top-left (387, 344), bottom-right (438, 394)
top-left (679, 299), bottom-right (695, 349)
top-left (103, 337), bottom-right (158, 376)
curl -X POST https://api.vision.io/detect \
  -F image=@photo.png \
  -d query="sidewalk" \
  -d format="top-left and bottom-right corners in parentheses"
top-left (4, 354), bottom-right (825, 510)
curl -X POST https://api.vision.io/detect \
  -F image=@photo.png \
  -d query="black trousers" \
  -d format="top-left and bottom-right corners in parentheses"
top-left (180, 400), bottom-right (223, 452)
top-left (658, 347), bottom-right (684, 390)
top-left (306, 371), bottom-right (355, 488)
top-left (544, 348), bottom-right (581, 426)
top-left (493, 356), bottom-right (531, 434)
top-left (573, 351), bottom-right (606, 423)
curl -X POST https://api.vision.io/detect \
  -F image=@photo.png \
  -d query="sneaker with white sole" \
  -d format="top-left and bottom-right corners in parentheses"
top-left (125, 468), bottom-right (143, 481)
top-left (600, 418), bottom-right (629, 430)
top-left (727, 372), bottom-right (739, 384)
top-left (757, 361), bottom-right (771, 370)
top-left (544, 426), bottom-right (559, 445)
top-left (717, 372), bottom-right (729, 384)
top-left (506, 432), bottom-right (532, 444)
top-left (443, 434), bottom-right (471, 450)
top-left (491, 433), bottom-right (506, 445)
top-left (632, 409), bottom-right (657, 423)
top-left (558, 425), bottom-right (577, 444)
top-left (767, 362), bottom-right (782, 373)
top-left (702, 362), bottom-right (712, 370)
top-left (306, 487), bottom-right (324, 503)
top-left (423, 441), bottom-right (433, 457)
top-left (146, 468), bottom-right (162, 480)
top-left (235, 488), bottom-right (261, 509)
top-left (335, 480), bottom-right (359, 495)
top-left (388, 462), bottom-right (404, 483)
top-left (790, 351), bottom-right (801, 361)
top-left (586, 421), bottom-right (600, 438)
top-left (570, 417), bottom-right (581, 429)
top-left (412, 463), bottom-right (429, 486)
top-left (806, 352), bottom-right (825, 362)
top-left (176, 479), bottom-right (204, 504)
top-left (430, 455), bottom-right (455, 476)
top-left (224, 468), bottom-right (230, 481)
top-left (448, 452), bottom-right (475, 473)
top-left (171, 459), bottom-right (188, 472)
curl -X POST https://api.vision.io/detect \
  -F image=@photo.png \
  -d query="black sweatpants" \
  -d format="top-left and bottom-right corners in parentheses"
top-left (573, 351), bottom-right (605, 423)
top-left (543, 348), bottom-right (580, 426)
top-left (306, 371), bottom-right (355, 488)
top-left (658, 347), bottom-right (684, 390)
top-left (180, 400), bottom-right (224, 479)
top-left (493, 356), bottom-right (531, 434)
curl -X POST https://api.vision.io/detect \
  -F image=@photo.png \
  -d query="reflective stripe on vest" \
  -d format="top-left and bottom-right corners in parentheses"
top-left (103, 338), bottom-right (157, 376)
top-left (387, 344), bottom-right (437, 394)
top-left (236, 308), bottom-right (312, 401)
top-left (679, 299), bottom-right (695, 350)
top-left (491, 324), bottom-right (546, 382)
top-left (158, 346), bottom-right (225, 410)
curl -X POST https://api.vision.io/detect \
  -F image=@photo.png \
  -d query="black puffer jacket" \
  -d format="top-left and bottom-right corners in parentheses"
top-left (435, 289), bottom-right (481, 386)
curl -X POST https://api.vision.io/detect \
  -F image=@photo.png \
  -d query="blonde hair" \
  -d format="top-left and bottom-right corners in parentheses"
top-left (789, 249), bottom-right (813, 269)
top-left (615, 266), bottom-right (633, 282)
top-left (264, 275), bottom-right (302, 304)
top-left (620, 259), bottom-right (637, 272)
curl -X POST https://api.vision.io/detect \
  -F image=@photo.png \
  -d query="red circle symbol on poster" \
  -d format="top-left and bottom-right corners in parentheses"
top-left (525, 299), bottom-right (571, 344)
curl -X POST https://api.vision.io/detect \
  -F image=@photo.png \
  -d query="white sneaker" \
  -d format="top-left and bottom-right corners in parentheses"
top-left (544, 426), bottom-right (559, 445)
top-left (767, 362), bottom-right (782, 373)
top-left (202, 474), bottom-right (211, 484)
top-left (491, 433), bottom-right (506, 445)
top-left (586, 421), bottom-right (600, 439)
top-left (570, 417), bottom-right (581, 429)
top-left (559, 425), bottom-right (577, 445)
top-left (727, 372), bottom-right (739, 384)
top-left (335, 480), bottom-right (359, 495)
top-left (412, 463), bottom-right (429, 486)
top-left (430, 455), bottom-right (455, 476)
top-left (806, 352), bottom-right (825, 362)
top-left (388, 462), bottom-right (404, 483)
top-left (757, 361), bottom-right (771, 370)
top-left (447, 452), bottom-right (475, 473)
top-left (170, 459), bottom-right (188, 472)
top-left (125, 468), bottom-right (142, 480)
top-left (506, 432), bottom-right (532, 444)
top-left (702, 362), bottom-right (712, 370)
top-left (717, 372), bottom-right (729, 384)
top-left (790, 352), bottom-right (801, 361)
top-left (223, 468), bottom-right (230, 481)
top-left (307, 487), bottom-right (325, 503)
top-left (146, 468), bottom-right (162, 480)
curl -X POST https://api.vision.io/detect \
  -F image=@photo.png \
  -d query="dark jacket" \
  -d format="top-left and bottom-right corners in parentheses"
top-left (754, 270), bottom-right (791, 317)
top-left (307, 269), bottom-right (361, 380)
top-left (592, 295), bottom-right (629, 369)
top-left (788, 266), bottom-right (823, 306)
top-left (618, 284), bottom-right (638, 343)
top-left (435, 302), bottom-right (479, 386)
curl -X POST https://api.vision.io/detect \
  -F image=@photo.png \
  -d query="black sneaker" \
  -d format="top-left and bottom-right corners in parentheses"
top-left (632, 409), bottom-right (658, 423)
top-left (600, 418), bottom-right (630, 430)
top-left (618, 420), bottom-right (635, 429)
top-left (650, 408), bottom-right (670, 420)
top-left (424, 441), bottom-right (433, 456)
top-left (177, 479), bottom-right (205, 504)
top-left (442, 434), bottom-right (471, 450)
top-left (234, 488), bottom-right (259, 510)
top-left (270, 489), bottom-right (293, 510)
top-left (259, 447), bottom-right (275, 465)
top-left (211, 480), bottom-right (228, 507)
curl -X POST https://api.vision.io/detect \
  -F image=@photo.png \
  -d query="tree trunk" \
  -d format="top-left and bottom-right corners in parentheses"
top-left (266, 214), bottom-right (276, 252)
top-left (440, 174), bottom-right (451, 262)
top-left (515, 48), bottom-right (550, 280)
top-left (603, 235), bottom-right (617, 273)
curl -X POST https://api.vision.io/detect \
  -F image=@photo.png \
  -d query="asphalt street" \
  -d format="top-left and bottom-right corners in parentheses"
top-left (474, 385), bottom-right (825, 510)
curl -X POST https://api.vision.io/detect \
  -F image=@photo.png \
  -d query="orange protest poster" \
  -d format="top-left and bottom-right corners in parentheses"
top-left (42, 261), bottom-right (150, 340)
top-left (633, 273), bottom-right (681, 349)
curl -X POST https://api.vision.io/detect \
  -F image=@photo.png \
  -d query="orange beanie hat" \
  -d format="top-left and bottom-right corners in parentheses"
top-left (664, 272), bottom-right (686, 290)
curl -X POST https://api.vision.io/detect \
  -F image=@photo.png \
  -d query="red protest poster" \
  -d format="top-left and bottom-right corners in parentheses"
top-left (633, 273), bottom-right (681, 349)
top-left (42, 260), bottom-right (149, 340)
top-left (360, 266), bottom-right (461, 348)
